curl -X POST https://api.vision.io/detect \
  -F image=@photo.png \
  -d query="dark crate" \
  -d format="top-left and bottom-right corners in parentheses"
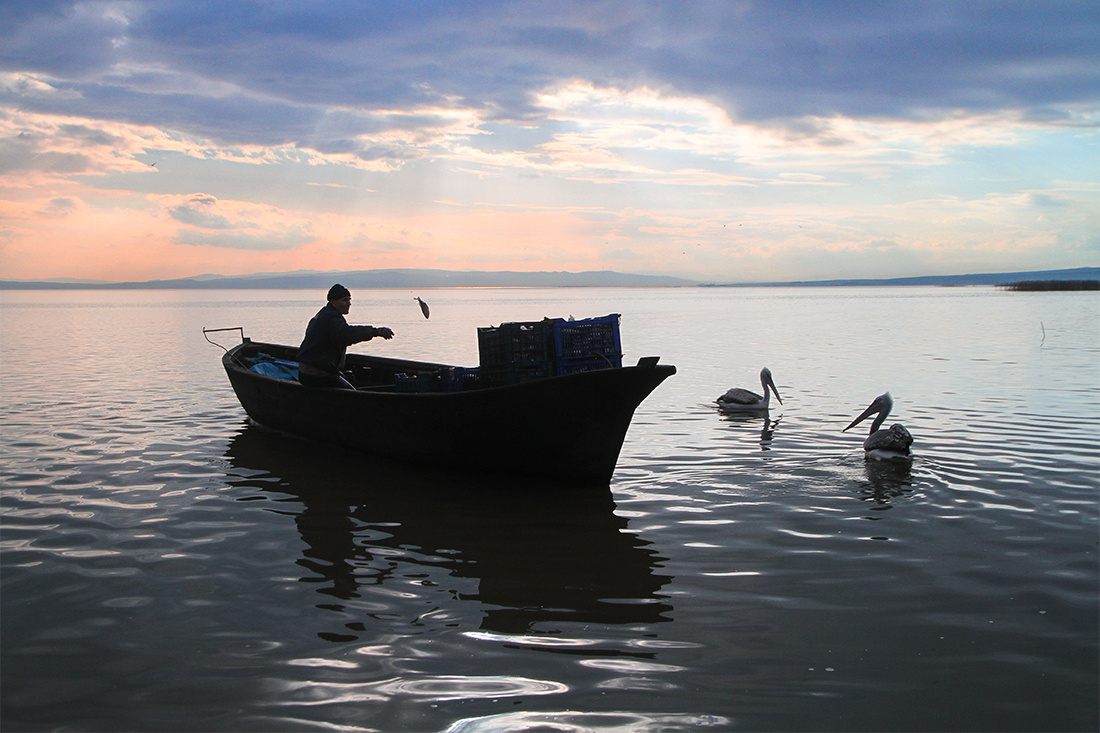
top-left (441, 366), bottom-right (481, 392)
top-left (550, 314), bottom-right (622, 362)
top-left (477, 320), bottom-right (553, 369)
top-left (478, 320), bottom-right (554, 387)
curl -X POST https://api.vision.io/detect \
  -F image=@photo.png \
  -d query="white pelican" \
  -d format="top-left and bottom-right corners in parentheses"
top-left (717, 367), bottom-right (782, 412)
top-left (843, 392), bottom-right (913, 461)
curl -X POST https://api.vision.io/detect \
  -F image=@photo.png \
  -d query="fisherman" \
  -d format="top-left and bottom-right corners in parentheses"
top-left (297, 284), bottom-right (393, 388)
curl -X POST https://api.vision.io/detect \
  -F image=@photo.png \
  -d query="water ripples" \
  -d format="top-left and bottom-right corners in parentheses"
top-left (2, 288), bottom-right (1096, 731)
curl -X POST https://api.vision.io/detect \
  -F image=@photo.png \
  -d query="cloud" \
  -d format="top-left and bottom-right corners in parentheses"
top-left (356, 143), bottom-right (422, 164)
top-left (1, 1), bottom-right (1097, 281)
top-left (175, 229), bottom-right (315, 250)
top-left (608, 248), bottom-right (643, 261)
top-left (161, 193), bottom-right (318, 251)
top-left (0, 0), bottom-right (131, 78)
top-left (56, 122), bottom-right (122, 146)
top-left (0, 106), bottom-right (166, 178)
top-left (1028, 192), bottom-right (1071, 209)
top-left (167, 195), bottom-right (240, 229)
top-left (867, 238), bottom-right (901, 250)
top-left (3, 1), bottom-right (1096, 155)
top-left (0, 130), bottom-right (44, 173)
top-left (38, 196), bottom-right (77, 218)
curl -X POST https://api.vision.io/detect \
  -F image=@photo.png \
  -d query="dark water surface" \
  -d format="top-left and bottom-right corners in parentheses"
top-left (2, 287), bottom-right (1097, 732)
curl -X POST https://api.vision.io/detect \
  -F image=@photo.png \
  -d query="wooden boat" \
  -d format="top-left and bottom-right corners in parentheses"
top-left (212, 333), bottom-right (675, 484)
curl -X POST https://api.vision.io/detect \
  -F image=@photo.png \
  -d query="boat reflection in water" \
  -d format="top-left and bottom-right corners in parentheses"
top-left (224, 424), bottom-right (674, 637)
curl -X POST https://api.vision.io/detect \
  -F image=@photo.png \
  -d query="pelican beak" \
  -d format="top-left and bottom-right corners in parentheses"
top-left (843, 402), bottom-right (879, 432)
top-left (766, 375), bottom-right (783, 405)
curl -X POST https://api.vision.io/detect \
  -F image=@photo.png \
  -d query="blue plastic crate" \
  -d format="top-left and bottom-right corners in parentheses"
top-left (550, 314), bottom-right (622, 363)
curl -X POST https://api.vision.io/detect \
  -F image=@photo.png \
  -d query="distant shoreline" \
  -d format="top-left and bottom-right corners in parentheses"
top-left (2, 266), bottom-right (1098, 290)
top-left (999, 280), bottom-right (1099, 291)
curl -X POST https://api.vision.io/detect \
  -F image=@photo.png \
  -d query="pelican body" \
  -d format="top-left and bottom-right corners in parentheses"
top-left (844, 392), bottom-right (913, 461)
top-left (717, 367), bottom-right (782, 412)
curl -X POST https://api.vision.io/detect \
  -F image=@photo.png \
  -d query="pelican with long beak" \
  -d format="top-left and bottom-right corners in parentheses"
top-left (844, 392), bottom-right (913, 461)
top-left (717, 367), bottom-right (782, 412)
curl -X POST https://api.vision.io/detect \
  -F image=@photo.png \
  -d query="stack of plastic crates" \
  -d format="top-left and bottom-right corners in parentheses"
top-left (477, 314), bottom-right (622, 386)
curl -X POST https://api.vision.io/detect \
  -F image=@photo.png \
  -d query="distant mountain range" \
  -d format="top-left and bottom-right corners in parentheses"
top-left (1, 266), bottom-right (1097, 290)
top-left (0, 269), bottom-right (693, 289)
top-left (701, 266), bottom-right (1100, 288)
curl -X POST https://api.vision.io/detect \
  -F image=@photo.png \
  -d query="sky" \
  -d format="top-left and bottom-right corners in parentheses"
top-left (1, 1), bottom-right (1098, 283)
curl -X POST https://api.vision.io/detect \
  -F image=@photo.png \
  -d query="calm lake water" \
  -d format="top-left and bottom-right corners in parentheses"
top-left (2, 286), bottom-right (1097, 732)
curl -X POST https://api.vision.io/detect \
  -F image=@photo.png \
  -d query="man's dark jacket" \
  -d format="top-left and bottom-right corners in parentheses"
top-left (296, 304), bottom-right (382, 375)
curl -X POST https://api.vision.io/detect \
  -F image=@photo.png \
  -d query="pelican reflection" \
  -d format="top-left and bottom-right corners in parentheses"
top-left (859, 459), bottom-right (915, 506)
top-left (721, 411), bottom-right (781, 450)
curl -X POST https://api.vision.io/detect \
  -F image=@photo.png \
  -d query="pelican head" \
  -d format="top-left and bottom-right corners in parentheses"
top-left (844, 392), bottom-right (893, 435)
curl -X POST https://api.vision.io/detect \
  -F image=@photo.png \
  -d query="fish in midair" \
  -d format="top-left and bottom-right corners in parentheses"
top-left (415, 297), bottom-right (430, 319)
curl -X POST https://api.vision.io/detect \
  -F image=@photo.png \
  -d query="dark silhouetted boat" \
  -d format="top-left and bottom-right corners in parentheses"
top-left (211, 333), bottom-right (675, 484)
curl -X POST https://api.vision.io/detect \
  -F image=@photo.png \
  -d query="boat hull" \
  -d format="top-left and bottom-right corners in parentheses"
top-left (221, 341), bottom-right (674, 484)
